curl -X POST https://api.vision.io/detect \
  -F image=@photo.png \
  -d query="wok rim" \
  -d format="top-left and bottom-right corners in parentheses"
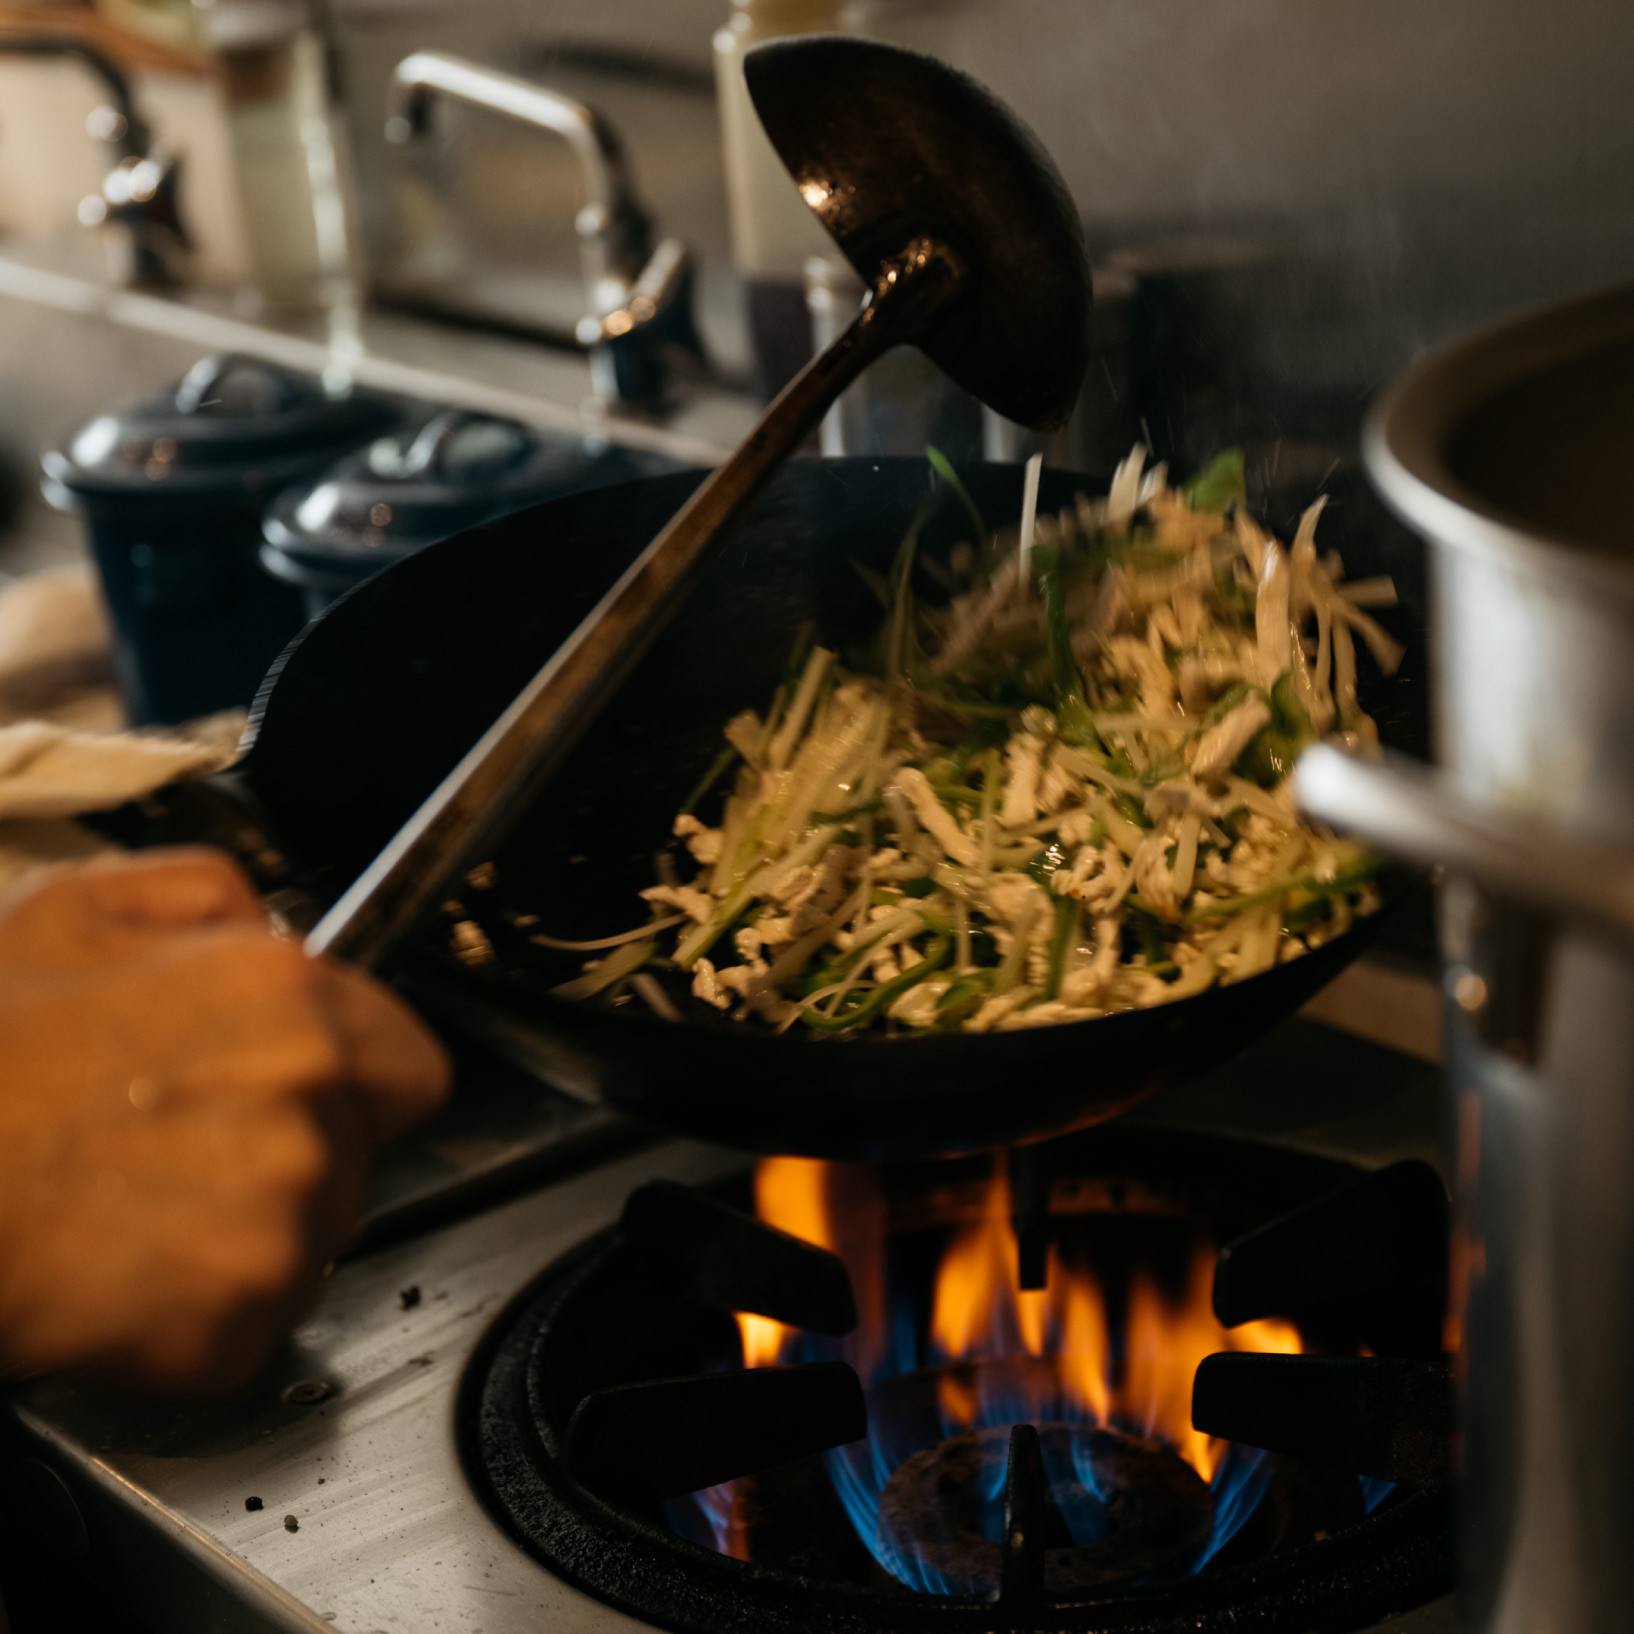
top-left (409, 885), bottom-right (1402, 1161)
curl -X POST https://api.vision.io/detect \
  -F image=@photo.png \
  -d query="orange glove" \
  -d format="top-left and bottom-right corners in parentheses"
top-left (0, 848), bottom-right (448, 1393)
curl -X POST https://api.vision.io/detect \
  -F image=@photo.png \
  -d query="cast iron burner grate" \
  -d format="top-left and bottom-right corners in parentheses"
top-left (459, 1128), bottom-right (1451, 1632)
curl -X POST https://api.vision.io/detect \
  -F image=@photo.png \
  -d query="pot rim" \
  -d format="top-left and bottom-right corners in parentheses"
top-left (1363, 280), bottom-right (1634, 601)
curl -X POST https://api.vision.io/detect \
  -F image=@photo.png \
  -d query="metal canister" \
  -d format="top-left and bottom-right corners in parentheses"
top-left (260, 409), bottom-right (690, 619)
top-left (42, 353), bottom-right (398, 724)
top-left (1296, 284), bottom-right (1634, 1634)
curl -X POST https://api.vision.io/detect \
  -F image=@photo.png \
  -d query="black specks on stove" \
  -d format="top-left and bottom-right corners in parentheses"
top-left (245, 1496), bottom-right (263, 1512)
top-left (283, 1514), bottom-right (299, 1532)
top-left (399, 1285), bottom-right (422, 1310)
top-left (280, 1378), bottom-right (334, 1406)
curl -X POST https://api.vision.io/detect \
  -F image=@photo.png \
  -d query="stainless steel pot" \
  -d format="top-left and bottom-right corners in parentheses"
top-left (1296, 284), bottom-right (1634, 1634)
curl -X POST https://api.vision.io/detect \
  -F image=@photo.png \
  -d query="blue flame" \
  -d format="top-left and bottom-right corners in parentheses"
top-left (1188, 1442), bottom-right (1277, 1571)
top-left (666, 1215), bottom-right (1388, 1593)
top-left (825, 1399), bottom-right (1279, 1593)
top-left (663, 1480), bottom-right (737, 1556)
top-left (1062, 1434), bottom-right (1111, 1543)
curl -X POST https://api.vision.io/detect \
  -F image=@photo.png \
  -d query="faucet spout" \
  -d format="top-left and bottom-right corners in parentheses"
top-left (385, 50), bottom-right (699, 409)
top-left (0, 33), bottom-right (148, 150)
top-left (0, 32), bottom-right (187, 287)
top-left (387, 52), bottom-right (649, 315)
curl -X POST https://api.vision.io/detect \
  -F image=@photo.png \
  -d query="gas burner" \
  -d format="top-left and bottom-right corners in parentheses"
top-left (877, 1419), bottom-right (1213, 1596)
top-left (461, 1128), bottom-right (1453, 1633)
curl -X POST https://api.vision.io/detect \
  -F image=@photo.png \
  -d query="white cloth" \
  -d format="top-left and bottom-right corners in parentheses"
top-left (0, 568), bottom-right (245, 897)
top-left (0, 564), bottom-right (121, 732)
top-left (0, 717), bottom-right (245, 897)
top-left (0, 719), bottom-right (237, 820)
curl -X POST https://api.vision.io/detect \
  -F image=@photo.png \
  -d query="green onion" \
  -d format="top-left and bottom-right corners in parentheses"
top-left (801, 935), bottom-right (953, 1031)
top-left (1186, 857), bottom-right (1386, 925)
top-left (1031, 541), bottom-right (1103, 751)
top-left (550, 937), bottom-right (654, 1000)
top-left (1197, 680), bottom-right (1260, 732)
top-left (803, 905), bottom-right (937, 993)
top-left (910, 691), bottom-right (1020, 720)
top-left (1128, 908), bottom-right (1179, 981)
top-left (926, 445), bottom-right (991, 550)
top-left (1116, 791), bottom-right (1152, 830)
top-left (1045, 895), bottom-right (1080, 1000)
top-left (934, 969), bottom-right (993, 1025)
top-left (679, 746), bottom-right (739, 817)
top-left (884, 497), bottom-right (938, 682)
top-left (1182, 447), bottom-right (1247, 513)
top-left (1234, 670), bottom-right (1316, 784)
top-left (929, 781), bottom-right (985, 810)
top-left (1026, 842), bottom-right (1069, 888)
top-left (782, 619), bottom-right (818, 688)
top-left (676, 824), bottom-right (842, 968)
top-left (811, 796), bottom-right (885, 825)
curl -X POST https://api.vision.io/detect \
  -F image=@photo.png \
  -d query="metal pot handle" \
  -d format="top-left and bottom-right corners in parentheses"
top-left (1295, 743), bottom-right (1634, 950)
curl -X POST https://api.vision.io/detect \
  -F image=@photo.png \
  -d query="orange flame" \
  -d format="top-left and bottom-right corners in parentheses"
top-left (930, 1164), bottom-right (1046, 1358)
top-left (737, 1155), bottom-right (1303, 1485)
top-left (739, 1312), bottom-right (788, 1368)
top-left (1125, 1249), bottom-right (1300, 1481)
top-left (926, 1164), bottom-right (1113, 1426)
top-left (1057, 1259), bottom-right (1113, 1425)
top-left (754, 1156), bottom-right (834, 1249)
top-left (736, 1157), bottom-right (833, 1366)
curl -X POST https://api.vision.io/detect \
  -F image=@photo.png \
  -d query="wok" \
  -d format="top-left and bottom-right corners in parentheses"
top-left (238, 457), bottom-right (1422, 1161)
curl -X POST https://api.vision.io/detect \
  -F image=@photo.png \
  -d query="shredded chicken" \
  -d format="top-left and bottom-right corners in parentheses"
top-left (550, 447), bottom-right (1392, 1031)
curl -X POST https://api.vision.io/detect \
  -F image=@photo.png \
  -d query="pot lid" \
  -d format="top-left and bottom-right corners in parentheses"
top-left (262, 408), bottom-right (688, 567)
top-left (42, 353), bottom-right (400, 506)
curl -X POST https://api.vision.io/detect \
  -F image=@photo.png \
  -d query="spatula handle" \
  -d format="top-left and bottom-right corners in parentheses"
top-left (306, 238), bottom-right (967, 970)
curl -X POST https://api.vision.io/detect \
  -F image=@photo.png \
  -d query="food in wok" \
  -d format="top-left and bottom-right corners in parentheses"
top-left (525, 448), bottom-right (1402, 1036)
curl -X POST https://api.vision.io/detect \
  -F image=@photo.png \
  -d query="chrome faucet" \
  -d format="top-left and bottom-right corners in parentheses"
top-left (0, 34), bottom-right (189, 287)
top-left (385, 50), bottom-right (700, 410)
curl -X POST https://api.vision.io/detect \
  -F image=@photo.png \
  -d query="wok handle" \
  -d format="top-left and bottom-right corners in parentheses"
top-left (306, 237), bottom-right (968, 971)
top-left (1295, 743), bottom-right (1634, 949)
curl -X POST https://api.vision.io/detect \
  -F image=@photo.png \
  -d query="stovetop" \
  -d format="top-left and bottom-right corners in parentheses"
top-left (0, 1011), bottom-right (1455, 1634)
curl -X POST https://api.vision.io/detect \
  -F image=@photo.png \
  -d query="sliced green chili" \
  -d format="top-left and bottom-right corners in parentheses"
top-left (802, 935), bottom-right (953, 1031)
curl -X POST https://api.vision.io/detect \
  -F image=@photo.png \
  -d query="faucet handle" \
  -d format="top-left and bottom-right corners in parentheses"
top-left (577, 237), bottom-right (705, 407)
top-left (575, 237), bottom-right (690, 346)
top-left (79, 148), bottom-right (190, 288)
top-left (85, 101), bottom-right (149, 155)
top-left (0, 31), bottom-right (185, 287)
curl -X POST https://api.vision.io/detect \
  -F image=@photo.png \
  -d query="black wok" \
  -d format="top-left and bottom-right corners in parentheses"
top-left (239, 458), bottom-right (1422, 1161)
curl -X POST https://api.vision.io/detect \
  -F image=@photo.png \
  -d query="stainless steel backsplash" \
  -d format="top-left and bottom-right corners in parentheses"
top-left (332, 0), bottom-right (1634, 461)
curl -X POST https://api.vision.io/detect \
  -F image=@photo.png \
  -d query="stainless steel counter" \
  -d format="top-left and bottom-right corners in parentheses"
top-left (1, 1010), bottom-right (1453, 1634)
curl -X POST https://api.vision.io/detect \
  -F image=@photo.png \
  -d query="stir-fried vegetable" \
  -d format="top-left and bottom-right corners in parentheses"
top-left (558, 447), bottom-right (1395, 1034)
